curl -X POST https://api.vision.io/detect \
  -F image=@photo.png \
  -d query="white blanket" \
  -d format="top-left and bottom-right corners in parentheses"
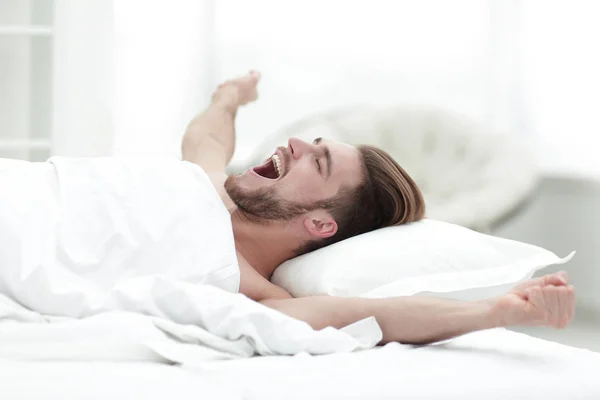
top-left (0, 156), bottom-right (239, 317)
top-left (0, 287), bottom-right (382, 361)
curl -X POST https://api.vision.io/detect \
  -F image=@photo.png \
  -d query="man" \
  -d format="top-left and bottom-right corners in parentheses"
top-left (182, 71), bottom-right (575, 344)
top-left (0, 71), bottom-right (574, 346)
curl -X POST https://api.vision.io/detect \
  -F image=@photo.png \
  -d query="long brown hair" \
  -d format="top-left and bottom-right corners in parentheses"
top-left (296, 145), bottom-right (426, 255)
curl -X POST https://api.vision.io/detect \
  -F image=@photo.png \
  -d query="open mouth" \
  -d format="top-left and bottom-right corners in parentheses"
top-left (252, 154), bottom-right (283, 180)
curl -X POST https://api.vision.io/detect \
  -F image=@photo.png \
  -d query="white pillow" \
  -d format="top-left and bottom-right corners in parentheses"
top-left (271, 219), bottom-right (575, 300)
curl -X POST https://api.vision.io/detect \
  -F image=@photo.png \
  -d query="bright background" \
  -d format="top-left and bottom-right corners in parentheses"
top-left (1, 0), bottom-right (599, 349)
top-left (2, 0), bottom-right (599, 175)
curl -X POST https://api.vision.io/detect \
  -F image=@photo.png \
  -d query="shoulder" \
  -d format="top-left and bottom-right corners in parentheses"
top-left (236, 251), bottom-right (293, 301)
top-left (205, 171), bottom-right (236, 210)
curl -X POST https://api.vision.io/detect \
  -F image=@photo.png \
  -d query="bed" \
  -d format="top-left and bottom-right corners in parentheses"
top-left (0, 361), bottom-right (239, 400)
top-left (2, 328), bottom-right (599, 400)
top-left (192, 328), bottom-right (600, 400)
top-left (1, 151), bottom-right (598, 398)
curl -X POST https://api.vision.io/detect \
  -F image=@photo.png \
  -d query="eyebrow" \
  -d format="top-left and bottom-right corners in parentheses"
top-left (313, 137), bottom-right (332, 179)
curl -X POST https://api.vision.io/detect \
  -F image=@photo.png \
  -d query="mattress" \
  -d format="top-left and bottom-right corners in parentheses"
top-left (189, 328), bottom-right (600, 400)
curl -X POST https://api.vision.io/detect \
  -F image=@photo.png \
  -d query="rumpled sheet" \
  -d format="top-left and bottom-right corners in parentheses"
top-left (0, 282), bottom-right (382, 363)
top-left (0, 157), bottom-right (382, 361)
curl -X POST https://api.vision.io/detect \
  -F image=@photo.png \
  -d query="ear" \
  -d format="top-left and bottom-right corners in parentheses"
top-left (303, 211), bottom-right (338, 239)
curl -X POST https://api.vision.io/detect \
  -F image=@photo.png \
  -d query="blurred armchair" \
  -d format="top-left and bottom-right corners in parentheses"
top-left (243, 106), bottom-right (538, 232)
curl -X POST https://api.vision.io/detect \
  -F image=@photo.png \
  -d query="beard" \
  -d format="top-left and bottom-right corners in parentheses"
top-left (224, 175), bottom-right (320, 221)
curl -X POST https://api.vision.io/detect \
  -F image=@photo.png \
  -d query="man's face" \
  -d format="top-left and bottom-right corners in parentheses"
top-left (225, 137), bottom-right (363, 222)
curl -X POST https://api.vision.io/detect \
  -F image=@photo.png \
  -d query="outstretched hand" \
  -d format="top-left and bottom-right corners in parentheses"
top-left (493, 271), bottom-right (576, 329)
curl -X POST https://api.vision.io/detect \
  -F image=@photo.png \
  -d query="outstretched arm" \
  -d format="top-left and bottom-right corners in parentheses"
top-left (182, 71), bottom-right (260, 172)
top-left (259, 272), bottom-right (575, 345)
top-left (262, 295), bottom-right (496, 344)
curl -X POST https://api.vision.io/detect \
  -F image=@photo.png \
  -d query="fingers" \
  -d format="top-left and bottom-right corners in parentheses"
top-left (561, 285), bottom-right (576, 328)
top-left (248, 70), bottom-right (261, 80)
top-left (543, 286), bottom-right (558, 327)
top-left (536, 285), bottom-right (576, 329)
top-left (558, 286), bottom-right (569, 328)
top-left (527, 286), bottom-right (545, 323)
top-left (525, 285), bottom-right (573, 328)
top-left (542, 271), bottom-right (568, 287)
top-left (544, 286), bottom-right (558, 327)
top-left (513, 273), bottom-right (565, 294)
top-left (556, 271), bottom-right (569, 282)
top-left (217, 70), bottom-right (261, 89)
top-left (556, 285), bottom-right (575, 329)
top-left (567, 284), bottom-right (576, 323)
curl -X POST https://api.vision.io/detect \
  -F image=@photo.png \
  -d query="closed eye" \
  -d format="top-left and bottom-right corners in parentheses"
top-left (315, 157), bottom-right (322, 172)
top-left (312, 137), bottom-right (332, 179)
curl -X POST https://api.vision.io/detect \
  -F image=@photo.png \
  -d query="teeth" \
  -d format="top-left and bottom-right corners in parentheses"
top-left (272, 154), bottom-right (282, 177)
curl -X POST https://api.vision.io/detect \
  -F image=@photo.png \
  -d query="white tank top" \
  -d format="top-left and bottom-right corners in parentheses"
top-left (0, 156), bottom-right (240, 317)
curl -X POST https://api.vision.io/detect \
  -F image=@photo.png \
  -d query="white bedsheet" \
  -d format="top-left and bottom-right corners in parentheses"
top-left (2, 293), bottom-right (599, 399)
top-left (192, 328), bottom-right (600, 400)
top-left (0, 361), bottom-right (241, 400)
top-left (0, 288), bottom-right (381, 399)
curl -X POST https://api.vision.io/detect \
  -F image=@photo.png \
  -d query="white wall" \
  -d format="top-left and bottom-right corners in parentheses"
top-left (0, 1), bottom-right (32, 159)
top-left (520, 0), bottom-right (600, 175)
top-left (52, 0), bottom-right (114, 157)
top-left (494, 175), bottom-right (600, 312)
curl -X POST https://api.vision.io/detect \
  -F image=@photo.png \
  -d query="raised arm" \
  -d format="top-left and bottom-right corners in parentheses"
top-left (182, 71), bottom-right (260, 172)
top-left (260, 272), bottom-right (575, 345)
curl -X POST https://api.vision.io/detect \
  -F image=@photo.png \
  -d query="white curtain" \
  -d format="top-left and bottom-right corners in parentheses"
top-left (112, 0), bottom-right (214, 157)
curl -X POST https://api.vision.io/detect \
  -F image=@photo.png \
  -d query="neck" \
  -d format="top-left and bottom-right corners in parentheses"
top-left (230, 209), bottom-right (302, 279)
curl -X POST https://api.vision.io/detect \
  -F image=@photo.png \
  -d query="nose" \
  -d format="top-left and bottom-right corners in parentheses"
top-left (288, 137), bottom-right (316, 160)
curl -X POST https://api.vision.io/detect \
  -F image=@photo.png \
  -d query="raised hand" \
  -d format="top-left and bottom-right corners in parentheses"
top-left (212, 70), bottom-right (261, 109)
